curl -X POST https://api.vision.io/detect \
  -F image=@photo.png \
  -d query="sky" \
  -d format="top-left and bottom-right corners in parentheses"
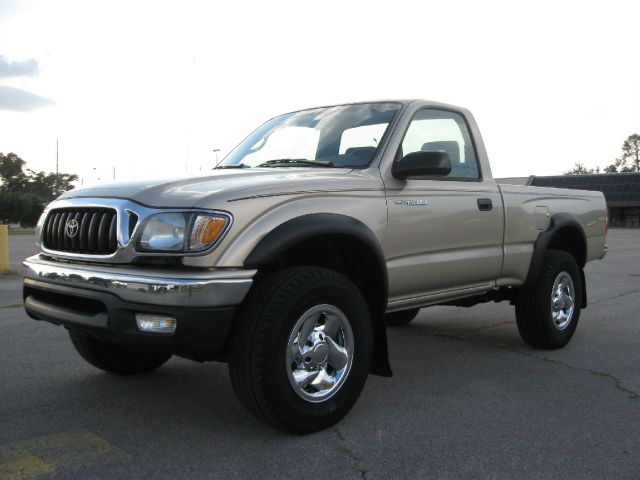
top-left (0, 0), bottom-right (639, 184)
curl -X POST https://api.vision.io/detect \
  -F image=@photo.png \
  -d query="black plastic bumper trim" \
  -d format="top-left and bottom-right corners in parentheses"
top-left (23, 278), bottom-right (235, 358)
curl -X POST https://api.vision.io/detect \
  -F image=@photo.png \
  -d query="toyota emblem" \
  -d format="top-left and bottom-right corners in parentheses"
top-left (65, 218), bottom-right (80, 238)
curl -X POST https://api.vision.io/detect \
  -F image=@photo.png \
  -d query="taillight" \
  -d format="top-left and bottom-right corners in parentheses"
top-left (605, 208), bottom-right (609, 235)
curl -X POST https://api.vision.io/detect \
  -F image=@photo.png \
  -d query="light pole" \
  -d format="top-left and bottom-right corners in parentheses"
top-left (213, 148), bottom-right (221, 168)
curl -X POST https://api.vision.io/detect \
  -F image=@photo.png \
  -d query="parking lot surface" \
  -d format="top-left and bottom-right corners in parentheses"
top-left (1, 230), bottom-right (639, 479)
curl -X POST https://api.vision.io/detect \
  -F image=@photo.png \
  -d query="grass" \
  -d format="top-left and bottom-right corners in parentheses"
top-left (8, 228), bottom-right (35, 236)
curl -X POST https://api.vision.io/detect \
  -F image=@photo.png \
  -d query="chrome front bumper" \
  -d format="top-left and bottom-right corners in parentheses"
top-left (23, 254), bottom-right (255, 308)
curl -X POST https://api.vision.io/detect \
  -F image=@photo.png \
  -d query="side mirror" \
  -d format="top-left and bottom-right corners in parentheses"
top-left (392, 151), bottom-right (452, 179)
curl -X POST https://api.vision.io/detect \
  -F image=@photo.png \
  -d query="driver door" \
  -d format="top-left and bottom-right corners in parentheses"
top-left (384, 108), bottom-right (503, 305)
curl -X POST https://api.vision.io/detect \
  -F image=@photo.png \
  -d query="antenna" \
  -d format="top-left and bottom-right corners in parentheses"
top-left (55, 138), bottom-right (59, 195)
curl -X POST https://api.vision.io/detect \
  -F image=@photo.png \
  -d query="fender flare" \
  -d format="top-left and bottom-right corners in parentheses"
top-left (524, 213), bottom-right (588, 307)
top-left (245, 213), bottom-right (386, 283)
top-left (244, 213), bottom-right (392, 377)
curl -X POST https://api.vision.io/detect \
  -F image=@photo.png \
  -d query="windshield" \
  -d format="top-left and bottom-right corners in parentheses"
top-left (218, 102), bottom-right (401, 169)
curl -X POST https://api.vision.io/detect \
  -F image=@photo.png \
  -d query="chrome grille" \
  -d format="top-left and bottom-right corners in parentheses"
top-left (43, 208), bottom-right (118, 254)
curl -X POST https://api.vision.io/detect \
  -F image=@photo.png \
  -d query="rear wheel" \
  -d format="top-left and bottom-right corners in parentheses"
top-left (515, 250), bottom-right (582, 349)
top-left (69, 330), bottom-right (171, 375)
top-left (228, 267), bottom-right (373, 434)
top-left (385, 308), bottom-right (420, 327)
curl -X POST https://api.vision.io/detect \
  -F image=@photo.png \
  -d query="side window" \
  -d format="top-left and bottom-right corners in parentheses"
top-left (400, 109), bottom-right (480, 180)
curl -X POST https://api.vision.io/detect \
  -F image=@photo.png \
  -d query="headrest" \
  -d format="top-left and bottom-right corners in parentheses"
top-left (421, 141), bottom-right (460, 165)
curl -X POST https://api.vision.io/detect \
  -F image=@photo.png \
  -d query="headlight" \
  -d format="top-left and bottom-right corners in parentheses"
top-left (138, 213), bottom-right (187, 251)
top-left (136, 211), bottom-right (231, 253)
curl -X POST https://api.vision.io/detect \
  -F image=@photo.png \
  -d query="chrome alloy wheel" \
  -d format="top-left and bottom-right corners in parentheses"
top-left (551, 271), bottom-right (575, 331)
top-left (285, 304), bottom-right (354, 403)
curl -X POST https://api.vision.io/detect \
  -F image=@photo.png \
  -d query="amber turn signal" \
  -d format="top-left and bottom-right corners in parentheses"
top-left (189, 215), bottom-right (229, 251)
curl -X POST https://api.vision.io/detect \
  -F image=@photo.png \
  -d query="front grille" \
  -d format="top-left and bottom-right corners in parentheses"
top-left (43, 208), bottom-right (118, 255)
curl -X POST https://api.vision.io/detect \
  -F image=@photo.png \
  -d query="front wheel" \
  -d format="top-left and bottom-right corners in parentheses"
top-left (228, 267), bottom-right (373, 434)
top-left (515, 250), bottom-right (582, 349)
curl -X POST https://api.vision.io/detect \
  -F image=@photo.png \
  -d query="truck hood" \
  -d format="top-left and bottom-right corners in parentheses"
top-left (59, 168), bottom-right (365, 208)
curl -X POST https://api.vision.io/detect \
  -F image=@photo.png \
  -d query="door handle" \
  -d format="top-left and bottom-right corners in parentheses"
top-left (477, 198), bottom-right (493, 211)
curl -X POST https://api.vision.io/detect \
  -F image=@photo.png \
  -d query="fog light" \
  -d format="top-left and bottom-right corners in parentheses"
top-left (135, 314), bottom-right (177, 334)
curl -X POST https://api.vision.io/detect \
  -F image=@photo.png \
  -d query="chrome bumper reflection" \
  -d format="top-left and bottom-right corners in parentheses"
top-left (23, 254), bottom-right (255, 307)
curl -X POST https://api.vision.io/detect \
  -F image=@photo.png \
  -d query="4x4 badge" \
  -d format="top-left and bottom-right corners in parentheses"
top-left (65, 219), bottom-right (80, 238)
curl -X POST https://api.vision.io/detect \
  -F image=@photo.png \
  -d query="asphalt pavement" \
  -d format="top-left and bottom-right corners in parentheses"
top-left (1, 230), bottom-right (638, 479)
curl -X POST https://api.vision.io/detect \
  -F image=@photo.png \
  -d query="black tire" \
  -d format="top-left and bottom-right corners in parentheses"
top-left (385, 308), bottom-right (420, 327)
top-left (515, 249), bottom-right (582, 349)
top-left (69, 330), bottom-right (171, 375)
top-left (228, 267), bottom-right (373, 434)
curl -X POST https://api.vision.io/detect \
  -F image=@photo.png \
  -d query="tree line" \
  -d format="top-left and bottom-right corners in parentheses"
top-left (0, 152), bottom-right (77, 227)
top-left (566, 134), bottom-right (640, 175)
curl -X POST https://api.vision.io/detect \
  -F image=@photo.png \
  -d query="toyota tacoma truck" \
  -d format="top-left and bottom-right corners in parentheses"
top-left (23, 100), bottom-right (608, 433)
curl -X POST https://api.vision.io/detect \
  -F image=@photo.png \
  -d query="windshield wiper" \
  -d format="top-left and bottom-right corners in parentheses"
top-left (256, 158), bottom-right (335, 168)
top-left (216, 163), bottom-right (250, 169)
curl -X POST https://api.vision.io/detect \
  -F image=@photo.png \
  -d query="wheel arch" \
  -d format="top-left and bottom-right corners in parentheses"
top-left (244, 213), bottom-right (392, 377)
top-left (524, 213), bottom-right (588, 307)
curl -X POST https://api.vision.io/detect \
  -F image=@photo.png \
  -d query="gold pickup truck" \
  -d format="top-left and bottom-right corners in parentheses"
top-left (23, 100), bottom-right (608, 433)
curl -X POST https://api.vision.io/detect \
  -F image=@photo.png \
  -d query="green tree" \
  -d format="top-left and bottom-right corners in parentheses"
top-left (621, 134), bottom-right (640, 172)
top-left (0, 152), bottom-right (78, 227)
top-left (603, 157), bottom-right (633, 173)
top-left (0, 152), bottom-right (28, 191)
top-left (0, 191), bottom-right (44, 226)
top-left (0, 190), bottom-right (24, 224)
top-left (565, 162), bottom-right (596, 175)
top-left (25, 170), bottom-right (77, 199)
